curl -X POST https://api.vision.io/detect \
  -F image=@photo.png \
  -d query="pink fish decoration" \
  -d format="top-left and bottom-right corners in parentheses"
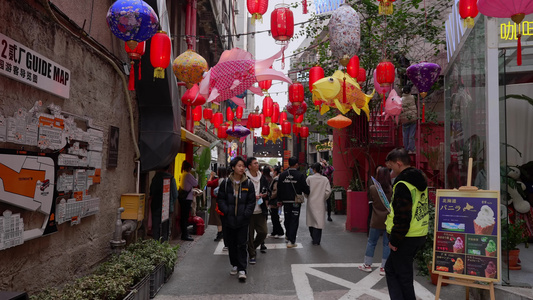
top-left (383, 89), bottom-right (403, 124)
top-left (199, 47), bottom-right (292, 108)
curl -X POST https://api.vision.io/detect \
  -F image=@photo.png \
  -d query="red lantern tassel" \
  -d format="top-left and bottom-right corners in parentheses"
top-left (138, 60), bottom-right (142, 80)
top-left (517, 34), bottom-right (522, 66)
top-left (128, 63), bottom-right (135, 91)
top-left (422, 102), bottom-right (426, 123)
top-left (302, 0), bottom-right (307, 14)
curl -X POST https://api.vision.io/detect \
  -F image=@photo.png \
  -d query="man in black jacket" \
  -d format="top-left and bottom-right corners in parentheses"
top-left (278, 157), bottom-right (310, 248)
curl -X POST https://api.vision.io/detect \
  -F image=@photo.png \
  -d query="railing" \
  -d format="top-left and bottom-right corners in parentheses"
top-left (346, 111), bottom-right (396, 148)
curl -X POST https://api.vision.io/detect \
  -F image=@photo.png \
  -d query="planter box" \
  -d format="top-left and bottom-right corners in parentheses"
top-left (164, 265), bottom-right (175, 283)
top-left (346, 191), bottom-right (368, 232)
top-left (124, 275), bottom-right (150, 300)
top-left (150, 264), bottom-right (165, 298)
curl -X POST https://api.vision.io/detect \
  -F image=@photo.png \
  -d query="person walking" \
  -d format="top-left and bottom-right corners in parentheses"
top-left (305, 163), bottom-right (332, 245)
top-left (149, 165), bottom-right (178, 242)
top-left (244, 157), bottom-right (269, 264)
top-left (268, 165), bottom-right (284, 239)
top-left (400, 85), bottom-right (418, 154)
top-left (358, 166), bottom-right (392, 276)
top-left (321, 159), bottom-right (335, 221)
top-left (207, 167), bottom-right (227, 242)
top-left (179, 161), bottom-right (198, 241)
top-left (217, 156), bottom-right (256, 282)
top-left (384, 148), bottom-right (429, 300)
top-left (259, 165), bottom-right (273, 253)
top-left (278, 157), bottom-right (310, 248)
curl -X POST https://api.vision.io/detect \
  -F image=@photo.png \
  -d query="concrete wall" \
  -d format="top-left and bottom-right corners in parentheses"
top-left (0, 0), bottom-right (137, 293)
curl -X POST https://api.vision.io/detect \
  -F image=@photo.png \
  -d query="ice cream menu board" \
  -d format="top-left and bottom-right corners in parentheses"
top-left (432, 190), bottom-right (500, 282)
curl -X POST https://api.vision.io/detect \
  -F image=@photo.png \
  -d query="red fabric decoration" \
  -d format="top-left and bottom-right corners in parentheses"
top-left (125, 41), bottom-right (145, 91)
top-left (247, 0), bottom-right (269, 24)
top-left (346, 55), bottom-right (360, 79)
top-left (376, 60), bottom-right (395, 87)
top-left (150, 31), bottom-right (171, 79)
top-left (288, 82), bottom-right (304, 106)
top-left (272, 102), bottom-right (280, 123)
top-left (357, 67), bottom-right (366, 84)
top-left (459, 0), bottom-right (478, 28)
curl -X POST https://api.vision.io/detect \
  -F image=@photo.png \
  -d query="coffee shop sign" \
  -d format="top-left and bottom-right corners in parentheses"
top-left (1, 33), bottom-right (70, 99)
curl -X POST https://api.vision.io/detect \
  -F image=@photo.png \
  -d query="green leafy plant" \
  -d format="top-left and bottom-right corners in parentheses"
top-left (415, 200), bottom-right (436, 277)
top-left (502, 219), bottom-right (529, 251)
top-left (30, 240), bottom-right (179, 300)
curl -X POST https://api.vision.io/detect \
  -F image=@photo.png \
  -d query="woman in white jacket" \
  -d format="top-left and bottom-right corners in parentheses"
top-left (305, 163), bottom-right (332, 245)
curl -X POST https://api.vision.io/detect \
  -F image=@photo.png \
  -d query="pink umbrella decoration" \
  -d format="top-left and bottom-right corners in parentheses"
top-left (406, 62), bottom-right (441, 122)
top-left (477, 0), bottom-right (533, 66)
top-left (383, 89), bottom-right (403, 124)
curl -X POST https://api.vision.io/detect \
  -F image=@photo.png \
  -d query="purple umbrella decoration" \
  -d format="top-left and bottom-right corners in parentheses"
top-left (406, 62), bottom-right (441, 122)
top-left (226, 125), bottom-right (251, 141)
top-left (106, 0), bottom-right (160, 50)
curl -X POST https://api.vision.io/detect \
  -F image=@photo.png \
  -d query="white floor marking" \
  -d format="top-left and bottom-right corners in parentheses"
top-left (291, 263), bottom-right (440, 300)
top-left (213, 241), bottom-right (302, 255)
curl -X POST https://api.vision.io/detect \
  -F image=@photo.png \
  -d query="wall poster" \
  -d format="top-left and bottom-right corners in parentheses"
top-left (433, 189), bottom-right (500, 282)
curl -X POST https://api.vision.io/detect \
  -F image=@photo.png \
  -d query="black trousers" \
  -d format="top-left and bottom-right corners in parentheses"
top-left (385, 236), bottom-right (426, 300)
top-left (151, 210), bottom-right (169, 242)
top-left (326, 197), bottom-right (332, 217)
top-left (224, 225), bottom-right (249, 272)
top-left (283, 203), bottom-right (301, 244)
top-left (309, 227), bottom-right (322, 244)
top-left (179, 199), bottom-right (192, 237)
top-left (269, 207), bottom-right (284, 236)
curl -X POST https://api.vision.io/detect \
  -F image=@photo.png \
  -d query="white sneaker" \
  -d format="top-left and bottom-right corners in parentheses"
top-left (222, 246), bottom-right (228, 251)
top-left (275, 234), bottom-right (285, 239)
top-left (230, 266), bottom-right (238, 275)
top-left (358, 264), bottom-right (372, 273)
top-left (287, 242), bottom-right (297, 248)
top-left (238, 270), bottom-right (247, 281)
top-left (380, 267), bottom-right (386, 276)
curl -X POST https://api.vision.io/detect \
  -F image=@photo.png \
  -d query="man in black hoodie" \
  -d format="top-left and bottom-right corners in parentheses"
top-left (384, 148), bottom-right (429, 300)
top-left (278, 157), bottom-right (310, 248)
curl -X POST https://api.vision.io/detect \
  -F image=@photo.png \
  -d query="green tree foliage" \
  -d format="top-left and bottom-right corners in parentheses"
top-left (293, 0), bottom-right (452, 134)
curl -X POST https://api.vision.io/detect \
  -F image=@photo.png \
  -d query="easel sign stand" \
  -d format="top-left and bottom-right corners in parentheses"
top-left (433, 158), bottom-right (499, 300)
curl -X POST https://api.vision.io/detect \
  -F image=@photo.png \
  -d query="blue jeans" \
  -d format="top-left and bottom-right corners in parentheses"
top-left (364, 228), bottom-right (390, 267)
top-left (402, 123), bottom-right (416, 152)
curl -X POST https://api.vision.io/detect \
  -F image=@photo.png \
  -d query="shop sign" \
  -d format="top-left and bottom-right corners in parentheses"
top-left (162, 178), bottom-right (170, 222)
top-left (0, 33), bottom-right (70, 99)
top-left (445, 0), bottom-right (467, 62)
top-left (432, 189), bottom-right (500, 282)
top-left (500, 21), bottom-right (533, 40)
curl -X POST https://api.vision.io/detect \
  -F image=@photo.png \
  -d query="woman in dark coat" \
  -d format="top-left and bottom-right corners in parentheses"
top-left (217, 156), bottom-right (256, 282)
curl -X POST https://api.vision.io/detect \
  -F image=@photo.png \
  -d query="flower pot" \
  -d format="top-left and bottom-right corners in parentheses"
top-left (503, 249), bottom-right (521, 270)
top-left (428, 264), bottom-right (448, 286)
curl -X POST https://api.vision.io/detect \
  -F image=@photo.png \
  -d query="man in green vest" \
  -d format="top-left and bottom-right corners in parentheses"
top-left (384, 148), bottom-right (429, 300)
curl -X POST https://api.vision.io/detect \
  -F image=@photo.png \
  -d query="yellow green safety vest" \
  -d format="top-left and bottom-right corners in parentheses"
top-left (385, 180), bottom-right (429, 237)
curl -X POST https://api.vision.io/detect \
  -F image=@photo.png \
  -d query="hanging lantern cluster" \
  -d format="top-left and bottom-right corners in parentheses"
top-left (150, 31), bottom-right (171, 79)
top-left (458, 0), bottom-right (479, 28)
top-left (124, 41), bottom-right (145, 91)
top-left (270, 3), bottom-right (294, 69)
top-left (378, 0), bottom-right (396, 15)
top-left (406, 62), bottom-right (441, 122)
top-left (106, 0), bottom-right (159, 51)
top-left (173, 49), bottom-right (209, 88)
top-left (247, 0), bottom-right (269, 24)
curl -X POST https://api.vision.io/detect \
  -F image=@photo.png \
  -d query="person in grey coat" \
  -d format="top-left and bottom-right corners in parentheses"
top-left (400, 85), bottom-right (418, 153)
top-left (305, 163), bottom-right (332, 245)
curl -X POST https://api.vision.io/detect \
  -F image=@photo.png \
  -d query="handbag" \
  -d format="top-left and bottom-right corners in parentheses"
top-left (288, 170), bottom-right (305, 204)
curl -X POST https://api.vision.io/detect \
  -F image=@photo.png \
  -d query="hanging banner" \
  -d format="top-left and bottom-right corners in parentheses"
top-left (162, 178), bottom-right (170, 222)
top-left (432, 189), bottom-right (500, 282)
top-left (0, 33), bottom-right (70, 99)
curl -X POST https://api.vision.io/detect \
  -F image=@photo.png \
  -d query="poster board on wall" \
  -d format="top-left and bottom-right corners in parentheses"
top-left (432, 189), bottom-right (500, 282)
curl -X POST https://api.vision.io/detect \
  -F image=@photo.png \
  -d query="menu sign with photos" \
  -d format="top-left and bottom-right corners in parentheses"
top-left (432, 190), bottom-right (500, 282)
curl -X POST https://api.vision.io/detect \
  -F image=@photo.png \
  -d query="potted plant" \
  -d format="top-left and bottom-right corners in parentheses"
top-left (502, 218), bottom-right (528, 270)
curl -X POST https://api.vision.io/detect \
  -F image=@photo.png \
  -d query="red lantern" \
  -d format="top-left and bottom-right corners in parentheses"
top-left (193, 105), bottom-right (202, 126)
top-left (247, 0), bottom-right (269, 24)
top-left (346, 55), bottom-right (360, 79)
top-left (226, 107), bottom-right (234, 125)
top-left (288, 82), bottom-right (304, 106)
top-left (261, 124), bottom-right (270, 136)
top-left (259, 113), bottom-right (265, 127)
top-left (182, 84), bottom-right (206, 107)
top-left (125, 41), bottom-right (145, 91)
top-left (459, 0), bottom-right (478, 28)
top-left (376, 60), bottom-right (395, 87)
top-left (212, 112), bottom-right (224, 129)
top-left (357, 67), bottom-right (367, 84)
top-left (259, 80), bottom-right (272, 92)
top-left (281, 121), bottom-right (291, 137)
top-left (262, 96), bottom-right (274, 121)
top-left (294, 114), bottom-right (304, 124)
top-left (203, 108), bottom-right (213, 121)
top-left (236, 106), bottom-right (244, 121)
top-left (217, 124), bottom-right (229, 139)
top-left (270, 3), bottom-right (294, 68)
top-left (280, 111), bottom-right (288, 124)
top-left (293, 123), bottom-right (300, 136)
top-left (272, 103), bottom-right (280, 123)
top-left (300, 126), bottom-right (309, 138)
top-left (309, 65), bottom-right (325, 107)
top-left (378, 0), bottom-right (396, 15)
top-left (150, 31), bottom-right (171, 79)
